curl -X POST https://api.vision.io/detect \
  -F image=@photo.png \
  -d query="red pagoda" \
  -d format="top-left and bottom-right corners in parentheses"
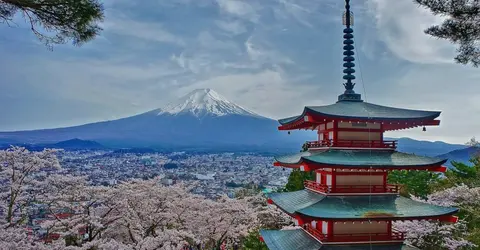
top-left (259, 1), bottom-right (459, 249)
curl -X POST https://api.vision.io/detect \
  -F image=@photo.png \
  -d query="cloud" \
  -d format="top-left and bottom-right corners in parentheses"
top-left (215, 0), bottom-right (259, 22)
top-left (215, 20), bottom-right (248, 35)
top-left (0, 0), bottom-right (478, 144)
top-left (367, 0), bottom-right (457, 64)
top-left (102, 16), bottom-right (185, 46)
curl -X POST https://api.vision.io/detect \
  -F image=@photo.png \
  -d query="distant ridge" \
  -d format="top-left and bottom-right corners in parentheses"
top-left (387, 137), bottom-right (467, 157)
top-left (0, 138), bottom-right (105, 151)
top-left (436, 147), bottom-right (480, 167)
top-left (0, 89), bottom-right (308, 151)
top-left (51, 138), bottom-right (105, 150)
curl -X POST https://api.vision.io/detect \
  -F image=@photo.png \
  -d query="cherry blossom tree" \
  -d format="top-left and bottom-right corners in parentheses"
top-left (395, 185), bottom-right (479, 249)
top-left (0, 146), bottom-right (60, 227)
top-left (0, 147), bottom-right (290, 250)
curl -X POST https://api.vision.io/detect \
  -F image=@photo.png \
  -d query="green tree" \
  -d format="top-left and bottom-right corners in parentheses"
top-left (388, 170), bottom-right (441, 199)
top-left (285, 169), bottom-right (315, 192)
top-left (438, 158), bottom-right (480, 189)
top-left (415, 0), bottom-right (480, 67)
top-left (242, 228), bottom-right (268, 250)
top-left (1, 0), bottom-right (104, 47)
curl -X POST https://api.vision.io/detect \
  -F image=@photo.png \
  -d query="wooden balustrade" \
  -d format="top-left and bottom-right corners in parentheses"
top-left (306, 140), bottom-right (397, 149)
top-left (304, 224), bottom-right (405, 243)
top-left (304, 180), bottom-right (400, 194)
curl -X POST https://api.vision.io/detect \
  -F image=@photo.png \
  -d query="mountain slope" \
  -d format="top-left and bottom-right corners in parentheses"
top-left (389, 137), bottom-right (467, 157)
top-left (436, 147), bottom-right (480, 167)
top-left (0, 89), bottom-right (309, 150)
top-left (158, 88), bottom-right (260, 118)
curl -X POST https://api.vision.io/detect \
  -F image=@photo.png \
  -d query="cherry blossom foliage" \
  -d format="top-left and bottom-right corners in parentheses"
top-left (0, 147), bottom-right (281, 249)
top-left (0, 146), bottom-right (60, 226)
top-left (395, 185), bottom-right (479, 250)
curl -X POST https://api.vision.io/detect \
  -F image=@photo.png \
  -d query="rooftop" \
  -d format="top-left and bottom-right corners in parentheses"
top-left (260, 229), bottom-right (419, 250)
top-left (278, 101), bottom-right (441, 131)
top-left (268, 189), bottom-right (458, 220)
top-left (274, 149), bottom-right (447, 169)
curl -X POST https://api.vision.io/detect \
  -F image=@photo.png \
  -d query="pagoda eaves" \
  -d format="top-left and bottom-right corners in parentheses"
top-left (278, 102), bottom-right (441, 131)
top-left (274, 150), bottom-right (448, 172)
top-left (268, 190), bottom-right (459, 221)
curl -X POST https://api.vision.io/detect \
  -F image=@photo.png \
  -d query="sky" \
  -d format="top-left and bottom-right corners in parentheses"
top-left (0, 0), bottom-right (478, 144)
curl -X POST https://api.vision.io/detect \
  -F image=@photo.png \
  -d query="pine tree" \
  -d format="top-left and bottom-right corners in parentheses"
top-left (285, 169), bottom-right (315, 192)
top-left (0, 0), bottom-right (104, 47)
top-left (415, 0), bottom-right (480, 67)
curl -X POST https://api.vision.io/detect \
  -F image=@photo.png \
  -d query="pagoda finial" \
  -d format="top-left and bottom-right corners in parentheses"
top-left (338, 0), bottom-right (362, 102)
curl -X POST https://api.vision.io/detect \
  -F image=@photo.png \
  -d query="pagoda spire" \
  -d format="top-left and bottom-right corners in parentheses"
top-left (338, 0), bottom-right (362, 102)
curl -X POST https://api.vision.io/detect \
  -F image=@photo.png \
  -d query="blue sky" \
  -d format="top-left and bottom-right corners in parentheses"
top-left (0, 0), bottom-right (478, 144)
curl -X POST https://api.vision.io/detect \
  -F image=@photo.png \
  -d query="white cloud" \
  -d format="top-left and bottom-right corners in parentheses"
top-left (367, 0), bottom-right (457, 64)
top-left (102, 15), bottom-right (185, 46)
top-left (215, 0), bottom-right (259, 22)
top-left (215, 20), bottom-right (248, 35)
top-left (244, 35), bottom-right (293, 65)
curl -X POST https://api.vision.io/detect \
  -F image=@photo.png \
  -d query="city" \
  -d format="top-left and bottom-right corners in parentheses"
top-left (57, 150), bottom-right (290, 198)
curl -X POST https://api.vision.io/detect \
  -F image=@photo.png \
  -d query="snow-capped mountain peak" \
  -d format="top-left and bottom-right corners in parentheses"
top-left (158, 88), bottom-right (260, 117)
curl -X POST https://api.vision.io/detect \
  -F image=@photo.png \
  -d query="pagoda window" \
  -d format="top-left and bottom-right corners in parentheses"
top-left (338, 121), bottom-right (380, 130)
top-left (322, 221), bottom-right (329, 235)
top-left (326, 122), bottom-right (334, 129)
top-left (328, 131), bottom-right (334, 140)
top-left (326, 174), bottom-right (333, 186)
top-left (337, 131), bottom-right (381, 141)
top-left (316, 172), bottom-right (322, 184)
top-left (333, 221), bottom-right (389, 235)
top-left (335, 174), bottom-right (383, 186)
top-left (319, 124), bottom-right (326, 131)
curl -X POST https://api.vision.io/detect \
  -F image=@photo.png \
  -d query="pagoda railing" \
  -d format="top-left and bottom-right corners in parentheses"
top-left (306, 140), bottom-right (397, 149)
top-left (304, 224), bottom-right (405, 243)
top-left (304, 180), bottom-right (400, 194)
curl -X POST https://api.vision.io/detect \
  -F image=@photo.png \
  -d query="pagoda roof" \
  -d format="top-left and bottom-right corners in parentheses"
top-left (260, 229), bottom-right (419, 250)
top-left (268, 190), bottom-right (458, 220)
top-left (260, 229), bottom-right (322, 250)
top-left (279, 101), bottom-right (440, 124)
top-left (278, 101), bottom-right (441, 131)
top-left (274, 149), bottom-right (447, 169)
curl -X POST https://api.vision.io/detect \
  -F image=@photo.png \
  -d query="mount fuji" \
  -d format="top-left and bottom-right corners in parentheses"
top-left (0, 89), bottom-right (307, 151)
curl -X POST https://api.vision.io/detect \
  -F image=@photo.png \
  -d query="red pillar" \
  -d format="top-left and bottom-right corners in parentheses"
top-left (328, 221), bottom-right (334, 240)
top-left (380, 123), bottom-right (384, 143)
top-left (331, 170), bottom-right (336, 193)
top-left (383, 171), bottom-right (387, 191)
top-left (333, 121), bottom-right (338, 144)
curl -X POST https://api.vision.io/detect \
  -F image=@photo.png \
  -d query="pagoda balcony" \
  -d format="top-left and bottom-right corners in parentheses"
top-left (306, 140), bottom-right (397, 149)
top-left (304, 180), bottom-right (400, 194)
top-left (304, 224), bottom-right (405, 243)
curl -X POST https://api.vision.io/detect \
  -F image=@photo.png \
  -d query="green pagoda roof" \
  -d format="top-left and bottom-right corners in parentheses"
top-left (268, 190), bottom-right (458, 220)
top-left (274, 149), bottom-right (447, 168)
top-left (260, 229), bottom-right (419, 250)
top-left (278, 101), bottom-right (441, 125)
top-left (260, 229), bottom-right (322, 250)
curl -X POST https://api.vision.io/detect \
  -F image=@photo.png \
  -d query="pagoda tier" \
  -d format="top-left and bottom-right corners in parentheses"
top-left (274, 150), bottom-right (448, 172)
top-left (278, 102), bottom-right (440, 131)
top-left (260, 229), bottom-right (419, 250)
top-left (263, 190), bottom-right (458, 246)
top-left (267, 190), bottom-right (458, 222)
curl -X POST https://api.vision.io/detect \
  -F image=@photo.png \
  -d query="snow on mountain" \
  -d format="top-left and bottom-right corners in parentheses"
top-left (158, 89), bottom-right (260, 117)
